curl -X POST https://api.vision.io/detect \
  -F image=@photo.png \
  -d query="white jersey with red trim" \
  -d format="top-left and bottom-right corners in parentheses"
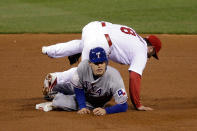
top-left (43, 21), bottom-right (148, 75)
top-left (82, 21), bottom-right (148, 75)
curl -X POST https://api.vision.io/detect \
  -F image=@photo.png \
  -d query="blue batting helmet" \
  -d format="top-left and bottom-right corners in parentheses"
top-left (89, 47), bottom-right (108, 63)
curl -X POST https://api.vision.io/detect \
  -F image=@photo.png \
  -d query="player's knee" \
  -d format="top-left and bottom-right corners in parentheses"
top-left (52, 93), bottom-right (63, 107)
top-left (52, 93), bottom-right (77, 111)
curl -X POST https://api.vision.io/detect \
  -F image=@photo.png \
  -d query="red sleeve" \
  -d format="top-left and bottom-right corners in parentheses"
top-left (129, 71), bottom-right (142, 109)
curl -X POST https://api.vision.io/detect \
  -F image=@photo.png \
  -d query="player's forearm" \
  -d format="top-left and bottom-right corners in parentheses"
top-left (129, 71), bottom-right (142, 109)
top-left (74, 87), bottom-right (86, 109)
top-left (105, 102), bottom-right (128, 114)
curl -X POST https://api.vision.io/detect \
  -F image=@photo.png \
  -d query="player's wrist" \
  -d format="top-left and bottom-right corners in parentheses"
top-left (104, 108), bottom-right (109, 114)
top-left (79, 105), bottom-right (86, 109)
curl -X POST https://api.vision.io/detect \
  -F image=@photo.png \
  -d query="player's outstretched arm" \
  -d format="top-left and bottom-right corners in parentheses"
top-left (93, 102), bottom-right (128, 116)
top-left (74, 87), bottom-right (91, 115)
top-left (104, 102), bottom-right (128, 114)
top-left (129, 71), bottom-right (153, 111)
top-left (72, 70), bottom-right (90, 115)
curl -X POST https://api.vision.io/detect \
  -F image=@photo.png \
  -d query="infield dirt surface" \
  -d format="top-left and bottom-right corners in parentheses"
top-left (0, 34), bottom-right (197, 131)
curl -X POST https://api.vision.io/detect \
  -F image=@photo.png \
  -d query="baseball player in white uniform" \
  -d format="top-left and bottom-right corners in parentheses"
top-left (41, 21), bottom-right (162, 111)
top-left (37, 47), bottom-right (128, 115)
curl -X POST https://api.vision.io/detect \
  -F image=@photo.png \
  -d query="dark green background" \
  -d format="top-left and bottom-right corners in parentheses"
top-left (0, 0), bottom-right (196, 34)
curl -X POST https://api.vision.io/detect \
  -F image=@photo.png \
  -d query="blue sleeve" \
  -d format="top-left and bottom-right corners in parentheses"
top-left (74, 87), bottom-right (86, 109)
top-left (105, 102), bottom-right (128, 114)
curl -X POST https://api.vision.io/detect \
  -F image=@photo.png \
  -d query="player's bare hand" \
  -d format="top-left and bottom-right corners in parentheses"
top-left (93, 107), bottom-right (106, 116)
top-left (137, 105), bottom-right (153, 111)
top-left (77, 108), bottom-right (90, 115)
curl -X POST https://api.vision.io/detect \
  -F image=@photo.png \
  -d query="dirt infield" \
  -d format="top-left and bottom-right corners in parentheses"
top-left (0, 34), bottom-right (197, 131)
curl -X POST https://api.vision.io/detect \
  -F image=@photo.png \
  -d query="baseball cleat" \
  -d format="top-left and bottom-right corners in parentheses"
top-left (42, 46), bottom-right (47, 54)
top-left (35, 102), bottom-right (53, 112)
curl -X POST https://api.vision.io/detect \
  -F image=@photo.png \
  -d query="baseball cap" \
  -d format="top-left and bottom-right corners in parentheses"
top-left (89, 47), bottom-right (108, 63)
top-left (147, 35), bottom-right (162, 59)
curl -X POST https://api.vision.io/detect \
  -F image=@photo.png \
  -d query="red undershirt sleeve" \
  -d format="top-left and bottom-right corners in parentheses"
top-left (129, 71), bottom-right (142, 109)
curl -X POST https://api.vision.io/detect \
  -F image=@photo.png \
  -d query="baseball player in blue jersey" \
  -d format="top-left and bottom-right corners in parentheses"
top-left (36, 47), bottom-right (128, 115)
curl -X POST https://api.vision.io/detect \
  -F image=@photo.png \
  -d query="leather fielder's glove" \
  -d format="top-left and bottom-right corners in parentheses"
top-left (42, 73), bottom-right (57, 100)
top-left (68, 53), bottom-right (81, 65)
